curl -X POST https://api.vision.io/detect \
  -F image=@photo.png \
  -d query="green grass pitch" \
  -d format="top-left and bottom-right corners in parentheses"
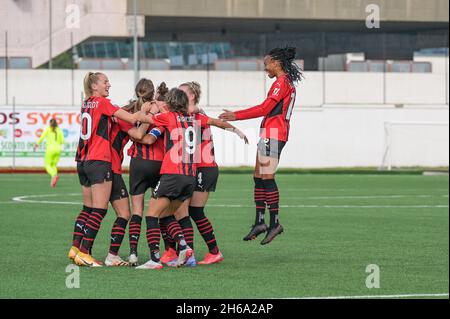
top-left (0, 173), bottom-right (448, 299)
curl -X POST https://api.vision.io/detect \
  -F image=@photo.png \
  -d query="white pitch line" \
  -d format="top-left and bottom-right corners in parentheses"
top-left (209, 204), bottom-right (449, 209)
top-left (11, 193), bottom-right (449, 209)
top-left (12, 193), bottom-right (81, 205)
top-left (282, 293), bottom-right (449, 299)
top-left (305, 194), bottom-right (449, 200)
top-left (10, 196), bottom-right (449, 209)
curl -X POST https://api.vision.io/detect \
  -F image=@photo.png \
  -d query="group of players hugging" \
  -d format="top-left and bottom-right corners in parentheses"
top-left (67, 46), bottom-right (302, 269)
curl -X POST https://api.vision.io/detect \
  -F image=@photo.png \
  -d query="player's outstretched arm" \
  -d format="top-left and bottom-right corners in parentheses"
top-left (113, 106), bottom-right (155, 125)
top-left (219, 96), bottom-right (279, 121)
top-left (207, 117), bottom-right (249, 144)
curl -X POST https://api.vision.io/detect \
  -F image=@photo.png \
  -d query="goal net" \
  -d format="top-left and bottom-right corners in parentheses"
top-left (380, 121), bottom-right (449, 170)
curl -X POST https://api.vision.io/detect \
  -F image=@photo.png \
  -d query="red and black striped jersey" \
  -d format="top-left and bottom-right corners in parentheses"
top-left (234, 74), bottom-right (296, 142)
top-left (127, 124), bottom-right (165, 161)
top-left (152, 112), bottom-right (209, 176)
top-left (194, 113), bottom-right (217, 168)
top-left (110, 118), bottom-right (134, 174)
top-left (75, 96), bottom-right (120, 162)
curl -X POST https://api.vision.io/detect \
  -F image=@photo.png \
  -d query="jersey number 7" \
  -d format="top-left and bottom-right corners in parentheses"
top-left (285, 92), bottom-right (296, 121)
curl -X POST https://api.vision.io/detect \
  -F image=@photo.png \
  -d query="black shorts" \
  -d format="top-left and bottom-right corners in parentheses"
top-left (195, 166), bottom-right (219, 192)
top-left (257, 138), bottom-right (287, 159)
top-left (129, 158), bottom-right (162, 196)
top-left (110, 173), bottom-right (129, 202)
top-left (77, 160), bottom-right (113, 187)
top-left (153, 174), bottom-right (196, 202)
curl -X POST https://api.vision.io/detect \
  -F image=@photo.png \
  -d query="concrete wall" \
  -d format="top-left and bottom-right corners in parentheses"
top-left (132, 0), bottom-right (449, 22)
top-left (0, 69), bottom-right (448, 107)
top-left (0, 69), bottom-right (448, 168)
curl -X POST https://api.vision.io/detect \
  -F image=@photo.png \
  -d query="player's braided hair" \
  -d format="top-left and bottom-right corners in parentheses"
top-left (180, 81), bottom-right (201, 105)
top-left (165, 88), bottom-right (189, 113)
top-left (268, 46), bottom-right (303, 84)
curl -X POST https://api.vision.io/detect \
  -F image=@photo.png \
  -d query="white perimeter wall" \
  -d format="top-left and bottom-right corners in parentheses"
top-left (0, 69), bottom-right (448, 107)
top-left (0, 70), bottom-right (448, 168)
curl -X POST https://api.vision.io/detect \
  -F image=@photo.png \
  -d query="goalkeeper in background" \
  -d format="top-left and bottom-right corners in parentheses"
top-left (34, 118), bottom-right (64, 187)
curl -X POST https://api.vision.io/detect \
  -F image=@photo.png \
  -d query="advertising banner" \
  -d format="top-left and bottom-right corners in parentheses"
top-left (0, 106), bottom-right (81, 164)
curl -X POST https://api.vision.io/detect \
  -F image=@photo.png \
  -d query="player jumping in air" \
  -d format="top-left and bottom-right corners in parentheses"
top-left (219, 46), bottom-right (303, 245)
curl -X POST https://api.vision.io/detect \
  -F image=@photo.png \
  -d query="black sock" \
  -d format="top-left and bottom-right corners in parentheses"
top-left (72, 206), bottom-right (92, 248)
top-left (128, 214), bottom-right (142, 254)
top-left (263, 179), bottom-right (280, 229)
top-left (80, 208), bottom-right (108, 254)
top-left (159, 219), bottom-right (177, 251)
top-left (160, 216), bottom-right (187, 250)
top-left (189, 206), bottom-right (219, 254)
top-left (178, 216), bottom-right (194, 250)
top-left (254, 177), bottom-right (266, 225)
top-left (145, 216), bottom-right (160, 263)
top-left (109, 217), bottom-right (128, 255)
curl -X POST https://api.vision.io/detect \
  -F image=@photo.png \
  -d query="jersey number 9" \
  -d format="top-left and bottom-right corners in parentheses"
top-left (184, 126), bottom-right (196, 155)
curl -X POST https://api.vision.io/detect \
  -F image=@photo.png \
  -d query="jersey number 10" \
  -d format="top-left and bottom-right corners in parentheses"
top-left (80, 113), bottom-right (92, 141)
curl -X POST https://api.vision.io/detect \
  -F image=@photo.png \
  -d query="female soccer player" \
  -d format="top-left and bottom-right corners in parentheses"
top-left (126, 81), bottom-right (169, 266)
top-left (103, 111), bottom-right (153, 266)
top-left (136, 88), bottom-right (248, 270)
top-left (34, 118), bottom-right (64, 187)
top-left (219, 47), bottom-right (303, 245)
top-left (166, 82), bottom-right (224, 266)
top-left (69, 72), bottom-right (149, 267)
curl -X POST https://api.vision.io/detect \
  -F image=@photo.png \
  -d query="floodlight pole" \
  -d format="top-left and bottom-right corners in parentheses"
top-left (133, 0), bottom-right (139, 84)
top-left (49, 0), bottom-right (53, 69)
top-left (5, 31), bottom-right (8, 105)
top-left (12, 96), bottom-right (16, 170)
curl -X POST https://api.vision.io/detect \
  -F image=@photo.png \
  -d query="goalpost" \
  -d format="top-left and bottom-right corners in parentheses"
top-left (380, 121), bottom-right (449, 170)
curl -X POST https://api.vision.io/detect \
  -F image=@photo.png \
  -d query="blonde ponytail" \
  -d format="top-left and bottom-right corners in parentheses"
top-left (83, 72), bottom-right (103, 98)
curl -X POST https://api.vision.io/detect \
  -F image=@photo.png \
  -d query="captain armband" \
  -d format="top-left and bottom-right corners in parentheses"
top-left (149, 128), bottom-right (162, 139)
